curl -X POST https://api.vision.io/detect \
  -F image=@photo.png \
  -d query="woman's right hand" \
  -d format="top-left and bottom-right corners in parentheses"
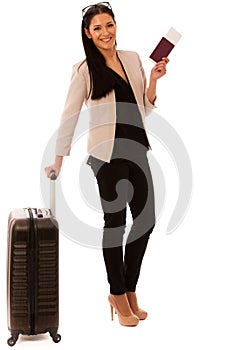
top-left (44, 156), bottom-right (63, 178)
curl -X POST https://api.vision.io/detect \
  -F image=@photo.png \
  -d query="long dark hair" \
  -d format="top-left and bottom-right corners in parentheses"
top-left (81, 4), bottom-right (116, 100)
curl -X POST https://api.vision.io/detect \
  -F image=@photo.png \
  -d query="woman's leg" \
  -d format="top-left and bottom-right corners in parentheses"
top-left (90, 155), bottom-right (155, 294)
top-left (93, 159), bottom-right (130, 295)
top-left (124, 155), bottom-right (156, 292)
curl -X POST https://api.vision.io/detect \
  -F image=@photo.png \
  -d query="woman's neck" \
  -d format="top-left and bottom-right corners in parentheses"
top-left (99, 47), bottom-right (118, 65)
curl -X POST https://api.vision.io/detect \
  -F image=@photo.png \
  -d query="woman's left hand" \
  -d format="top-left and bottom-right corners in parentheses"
top-left (150, 57), bottom-right (169, 81)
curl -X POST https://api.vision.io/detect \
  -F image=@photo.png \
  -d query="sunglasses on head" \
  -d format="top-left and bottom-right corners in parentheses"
top-left (82, 2), bottom-right (112, 17)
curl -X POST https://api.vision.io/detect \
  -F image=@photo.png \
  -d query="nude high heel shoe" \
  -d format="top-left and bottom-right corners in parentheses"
top-left (126, 292), bottom-right (148, 320)
top-left (108, 294), bottom-right (139, 326)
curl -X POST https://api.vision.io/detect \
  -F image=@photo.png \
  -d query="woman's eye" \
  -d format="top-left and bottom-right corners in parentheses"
top-left (94, 27), bottom-right (101, 31)
top-left (107, 23), bottom-right (114, 27)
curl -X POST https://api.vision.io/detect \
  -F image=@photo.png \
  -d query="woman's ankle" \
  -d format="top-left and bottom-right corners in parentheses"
top-left (110, 293), bottom-right (132, 316)
top-left (126, 291), bottom-right (139, 311)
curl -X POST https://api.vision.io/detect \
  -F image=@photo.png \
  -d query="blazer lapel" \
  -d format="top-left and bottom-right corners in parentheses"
top-left (117, 51), bottom-right (142, 107)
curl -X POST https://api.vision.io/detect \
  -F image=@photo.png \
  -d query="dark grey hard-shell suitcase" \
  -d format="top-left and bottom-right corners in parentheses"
top-left (6, 172), bottom-right (61, 346)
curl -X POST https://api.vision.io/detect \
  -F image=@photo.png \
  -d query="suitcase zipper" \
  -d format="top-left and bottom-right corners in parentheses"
top-left (28, 208), bottom-right (37, 335)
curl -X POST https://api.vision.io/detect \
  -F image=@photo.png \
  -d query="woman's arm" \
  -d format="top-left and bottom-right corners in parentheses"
top-left (45, 62), bottom-right (88, 178)
top-left (147, 57), bottom-right (169, 104)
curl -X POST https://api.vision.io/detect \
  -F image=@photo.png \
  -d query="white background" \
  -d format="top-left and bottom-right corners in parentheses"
top-left (0, 0), bottom-right (233, 349)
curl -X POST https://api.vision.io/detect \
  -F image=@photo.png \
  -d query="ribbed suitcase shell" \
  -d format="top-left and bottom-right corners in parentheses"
top-left (7, 208), bottom-right (61, 346)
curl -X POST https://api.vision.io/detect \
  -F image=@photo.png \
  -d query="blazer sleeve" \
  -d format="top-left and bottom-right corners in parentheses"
top-left (55, 63), bottom-right (87, 156)
top-left (136, 53), bottom-right (157, 115)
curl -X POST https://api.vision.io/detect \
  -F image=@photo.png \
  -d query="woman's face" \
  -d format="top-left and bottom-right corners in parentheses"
top-left (85, 13), bottom-right (117, 53)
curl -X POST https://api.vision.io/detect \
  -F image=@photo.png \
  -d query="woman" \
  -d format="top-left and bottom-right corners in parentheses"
top-left (45, 2), bottom-right (168, 327)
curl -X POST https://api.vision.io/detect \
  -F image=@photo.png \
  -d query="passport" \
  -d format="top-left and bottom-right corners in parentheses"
top-left (150, 27), bottom-right (182, 62)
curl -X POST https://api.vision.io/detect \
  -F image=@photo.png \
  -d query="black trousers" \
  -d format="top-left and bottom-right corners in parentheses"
top-left (88, 153), bottom-right (155, 295)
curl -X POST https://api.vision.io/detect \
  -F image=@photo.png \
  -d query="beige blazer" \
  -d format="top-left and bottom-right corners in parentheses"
top-left (55, 50), bottom-right (156, 162)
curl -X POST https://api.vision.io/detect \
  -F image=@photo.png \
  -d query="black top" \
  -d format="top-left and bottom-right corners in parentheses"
top-left (87, 62), bottom-right (150, 165)
top-left (110, 65), bottom-right (150, 159)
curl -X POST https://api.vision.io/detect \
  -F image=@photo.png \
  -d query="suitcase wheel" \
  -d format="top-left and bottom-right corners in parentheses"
top-left (52, 333), bottom-right (61, 343)
top-left (7, 335), bottom-right (18, 347)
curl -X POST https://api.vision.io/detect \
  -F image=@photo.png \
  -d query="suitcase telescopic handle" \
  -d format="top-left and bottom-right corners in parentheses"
top-left (50, 171), bottom-right (57, 180)
top-left (50, 171), bottom-right (57, 215)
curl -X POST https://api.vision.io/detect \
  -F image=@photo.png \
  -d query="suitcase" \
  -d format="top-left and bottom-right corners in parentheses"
top-left (6, 172), bottom-right (61, 346)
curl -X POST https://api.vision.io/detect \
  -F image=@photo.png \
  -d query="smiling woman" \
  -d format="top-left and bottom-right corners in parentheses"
top-left (85, 16), bottom-right (116, 42)
top-left (84, 12), bottom-right (122, 97)
top-left (45, 2), bottom-right (169, 328)
top-left (81, 4), bottom-right (119, 99)
top-left (85, 14), bottom-right (130, 85)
